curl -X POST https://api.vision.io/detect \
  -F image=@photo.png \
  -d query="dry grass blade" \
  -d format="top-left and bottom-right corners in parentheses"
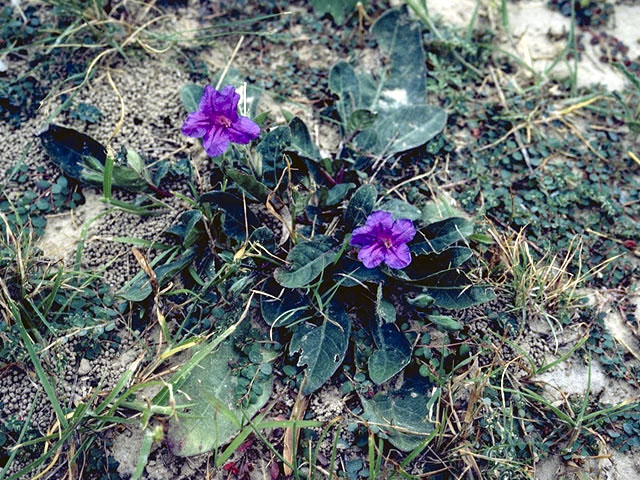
top-left (283, 382), bottom-right (309, 476)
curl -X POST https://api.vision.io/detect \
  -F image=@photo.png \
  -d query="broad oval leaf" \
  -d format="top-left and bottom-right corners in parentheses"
top-left (411, 217), bottom-right (474, 255)
top-left (180, 84), bottom-right (204, 113)
top-left (355, 105), bottom-right (447, 156)
top-left (427, 314), bottom-right (462, 332)
top-left (329, 61), bottom-right (360, 126)
top-left (256, 126), bottom-right (292, 188)
top-left (420, 270), bottom-right (496, 309)
top-left (167, 340), bottom-right (272, 456)
top-left (274, 236), bottom-right (337, 288)
top-left (390, 247), bottom-right (474, 282)
top-left (288, 117), bottom-right (320, 162)
top-left (200, 191), bottom-right (260, 241)
top-left (260, 281), bottom-right (310, 328)
top-left (360, 375), bottom-right (437, 451)
top-left (290, 301), bottom-right (352, 394)
top-left (325, 183), bottom-right (356, 206)
top-left (368, 322), bottom-right (411, 384)
top-left (344, 184), bottom-right (377, 229)
top-left (380, 199), bottom-right (422, 221)
top-left (332, 257), bottom-right (385, 287)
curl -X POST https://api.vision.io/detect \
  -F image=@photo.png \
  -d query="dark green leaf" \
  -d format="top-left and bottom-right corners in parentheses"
top-left (225, 168), bottom-right (269, 202)
top-left (348, 109), bottom-right (378, 133)
top-left (392, 247), bottom-right (473, 281)
top-left (275, 236), bottom-right (338, 288)
top-left (370, 8), bottom-right (427, 107)
top-left (368, 321), bottom-right (412, 384)
top-left (326, 183), bottom-right (356, 206)
top-left (332, 257), bottom-right (385, 287)
top-left (380, 199), bottom-right (422, 221)
top-left (200, 191), bottom-right (260, 241)
top-left (167, 339), bottom-right (272, 456)
top-left (344, 184), bottom-right (377, 229)
top-left (260, 282), bottom-right (309, 328)
top-left (250, 226), bottom-right (276, 252)
top-left (420, 270), bottom-right (495, 309)
top-left (180, 84), bottom-right (204, 113)
top-left (376, 284), bottom-right (396, 324)
top-left (290, 302), bottom-right (352, 394)
top-left (427, 315), bottom-right (462, 331)
top-left (166, 210), bottom-right (203, 248)
top-left (411, 217), bottom-right (474, 255)
top-left (288, 117), bottom-right (320, 162)
top-left (256, 126), bottom-right (292, 188)
top-left (39, 124), bottom-right (147, 191)
top-left (329, 62), bottom-right (361, 129)
top-left (118, 249), bottom-right (196, 302)
top-left (310, 0), bottom-right (360, 24)
top-left (360, 375), bottom-right (437, 451)
top-left (355, 105), bottom-right (447, 156)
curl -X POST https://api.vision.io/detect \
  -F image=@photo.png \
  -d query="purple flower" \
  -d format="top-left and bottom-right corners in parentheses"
top-left (182, 85), bottom-right (260, 157)
top-left (350, 211), bottom-right (416, 269)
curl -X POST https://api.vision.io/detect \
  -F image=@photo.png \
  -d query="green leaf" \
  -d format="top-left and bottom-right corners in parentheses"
top-left (329, 62), bottom-right (360, 128)
top-left (380, 199), bottom-right (422, 221)
top-left (332, 257), bottom-right (385, 287)
top-left (290, 302), bottom-right (352, 394)
top-left (370, 8), bottom-right (427, 108)
top-left (256, 126), bottom-right (292, 188)
top-left (166, 210), bottom-right (203, 248)
top-left (427, 315), bottom-right (462, 331)
top-left (180, 84), bottom-right (204, 113)
top-left (288, 117), bottom-right (321, 162)
top-left (420, 270), bottom-right (495, 309)
top-left (360, 375), bottom-right (437, 451)
top-left (200, 191), bottom-right (260, 241)
top-left (118, 249), bottom-right (197, 302)
top-left (328, 9), bottom-right (447, 155)
top-left (407, 293), bottom-right (434, 308)
top-left (355, 105), bottom-right (447, 156)
top-left (347, 109), bottom-right (378, 133)
top-left (376, 284), bottom-right (396, 324)
top-left (326, 183), bottom-right (356, 206)
top-left (411, 217), bottom-right (474, 255)
top-left (225, 168), bottom-right (269, 202)
top-left (310, 0), bottom-right (360, 24)
top-left (250, 226), bottom-right (276, 252)
top-left (167, 339), bottom-right (272, 456)
top-left (368, 321), bottom-right (412, 384)
top-left (275, 236), bottom-right (338, 288)
top-left (39, 124), bottom-right (148, 191)
top-left (392, 247), bottom-right (473, 281)
top-left (344, 184), bottom-right (377, 229)
top-left (260, 282), bottom-right (309, 328)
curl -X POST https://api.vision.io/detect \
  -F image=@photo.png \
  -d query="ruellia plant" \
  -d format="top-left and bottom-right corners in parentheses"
top-left (34, 7), bottom-right (496, 458)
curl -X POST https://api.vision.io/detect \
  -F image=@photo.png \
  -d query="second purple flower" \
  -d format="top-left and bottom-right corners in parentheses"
top-left (350, 211), bottom-right (416, 269)
top-left (182, 85), bottom-right (260, 157)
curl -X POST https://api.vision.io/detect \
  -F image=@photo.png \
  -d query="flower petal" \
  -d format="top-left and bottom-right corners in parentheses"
top-left (350, 225), bottom-right (376, 247)
top-left (365, 211), bottom-right (394, 231)
top-left (384, 243), bottom-right (411, 269)
top-left (219, 85), bottom-right (240, 121)
top-left (203, 126), bottom-right (230, 157)
top-left (198, 85), bottom-right (218, 116)
top-left (358, 242), bottom-right (386, 268)
top-left (227, 116), bottom-right (260, 144)
top-left (182, 111), bottom-right (211, 138)
top-left (391, 218), bottom-right (416, 245)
